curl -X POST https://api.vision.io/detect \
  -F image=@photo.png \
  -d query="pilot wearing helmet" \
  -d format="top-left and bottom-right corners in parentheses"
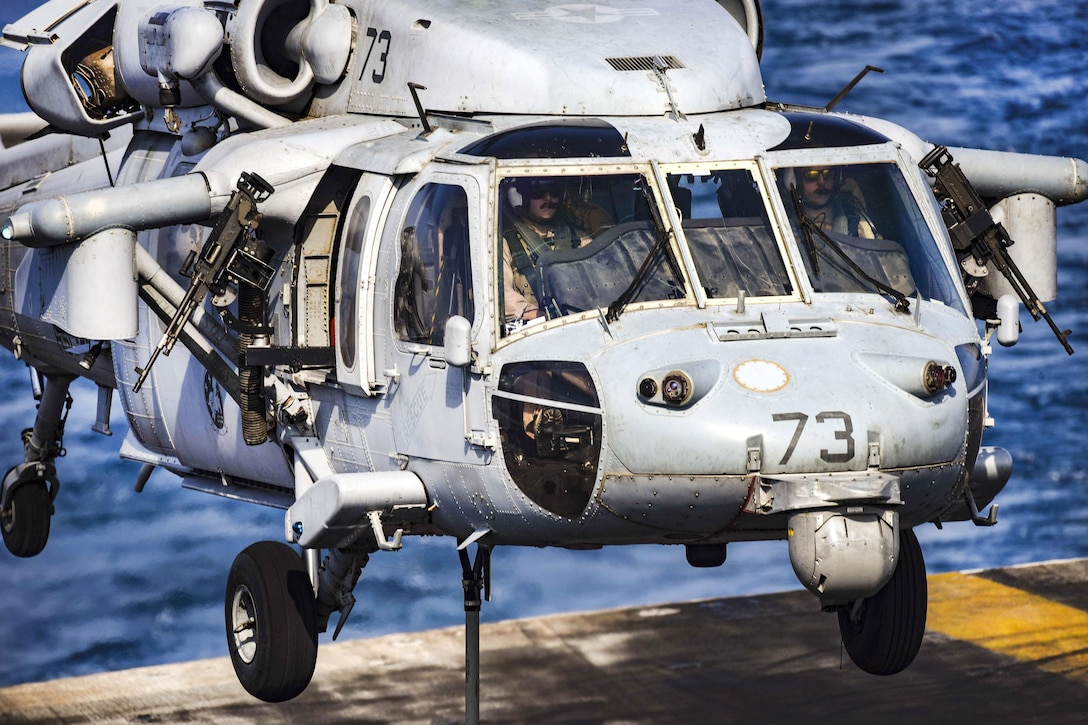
top-left (500, 177), bottom-right (591, 326)
top-left (797, 166), bottom-right (877, 239)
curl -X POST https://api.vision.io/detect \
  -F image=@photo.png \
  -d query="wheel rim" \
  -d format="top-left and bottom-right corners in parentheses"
top-left (1, 504), bottom-right (13, 535)
top-left (230, 584), bottom-right (259, 664)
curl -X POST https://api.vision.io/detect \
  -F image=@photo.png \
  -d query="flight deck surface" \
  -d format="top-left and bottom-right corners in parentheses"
top-left (3, 557), bottom-right (1088, 724)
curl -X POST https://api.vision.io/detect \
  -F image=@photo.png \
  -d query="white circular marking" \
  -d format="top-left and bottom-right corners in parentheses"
top-left (733, 360), bottom-right (790, 393)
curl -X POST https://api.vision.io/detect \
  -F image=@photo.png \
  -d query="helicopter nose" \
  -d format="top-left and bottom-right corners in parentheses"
top-left (582, 327), bottom-right (969, 555)
top-left (596, 325), bottom-right (968, 482)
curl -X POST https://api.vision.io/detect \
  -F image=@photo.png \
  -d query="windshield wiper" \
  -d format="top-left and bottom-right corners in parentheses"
top-left (606, 181), bottom-right (682, 322)
top-left (790, 184), bottom-right (821, 275)
top-left (789, 185), bottom-right (910, 313)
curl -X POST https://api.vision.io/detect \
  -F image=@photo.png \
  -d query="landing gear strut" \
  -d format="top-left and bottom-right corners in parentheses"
top-left (1, 372), bottom-right (72, 558)
top-left (460, 542), bottom-right (491, 725)
top-left (838, 527), bottom-right (927, 675)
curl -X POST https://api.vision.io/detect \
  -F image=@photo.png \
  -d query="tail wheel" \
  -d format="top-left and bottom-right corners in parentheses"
top-left (225, 541), bottom-right (318, 702)
top-left (1, 480), bottom-right (52, 558)
top-left (837, 527), bottom-right (927, 675)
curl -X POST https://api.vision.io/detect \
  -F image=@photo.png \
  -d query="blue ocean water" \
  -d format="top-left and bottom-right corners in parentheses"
top-left (0, 0), bottom-right (1086, 689)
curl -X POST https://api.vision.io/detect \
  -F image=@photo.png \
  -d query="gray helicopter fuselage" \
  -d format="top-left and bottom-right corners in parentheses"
top-left (0, 105), bottom-right (983, 551)
top-left (71, 107), bottom-right (986, 558)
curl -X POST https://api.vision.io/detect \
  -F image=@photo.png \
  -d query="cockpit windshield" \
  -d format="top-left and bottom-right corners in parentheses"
top-left (495, 161), bottom-right (963, 337)
top-left (666, 169), bottom-right (793, 299)
top-left (498, 172), bottom-right (685, 335)
top-left (774, 162), bottom-right (964, 311)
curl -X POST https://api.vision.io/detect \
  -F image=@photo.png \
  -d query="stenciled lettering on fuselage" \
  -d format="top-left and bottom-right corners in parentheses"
top-left (397, 377), bottom-right (434, 448)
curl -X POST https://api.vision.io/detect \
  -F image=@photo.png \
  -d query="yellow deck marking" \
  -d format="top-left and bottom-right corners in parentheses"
top-left (928, 572), bottom-right (1088, 683)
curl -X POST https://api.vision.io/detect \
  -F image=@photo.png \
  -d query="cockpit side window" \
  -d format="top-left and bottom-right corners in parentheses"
top-left (394, 183), bottom-right (473, 346)
top-left (667, 169), bottom-right (793, 298)
top-left (498, 172), bottom-right (686, 335)
top-left (775, 162), bottom-right (963, 311)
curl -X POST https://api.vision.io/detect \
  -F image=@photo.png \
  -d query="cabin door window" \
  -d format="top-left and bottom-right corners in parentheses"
top-left (393, 183), bottom-right (474, 346)
top-left (337, 195), bottom-right (368, 369)
top-left (334, 172), bottom-right (395, 394)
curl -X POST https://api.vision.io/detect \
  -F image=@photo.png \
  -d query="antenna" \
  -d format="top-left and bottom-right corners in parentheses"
top-left (407, 82), bottom-right (433, 134)
top-left (825, 65), bottom-right (884, 111)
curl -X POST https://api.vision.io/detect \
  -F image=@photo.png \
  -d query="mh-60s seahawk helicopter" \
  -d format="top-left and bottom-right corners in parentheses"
top-left (0, 0), bottom-right (1083, 709)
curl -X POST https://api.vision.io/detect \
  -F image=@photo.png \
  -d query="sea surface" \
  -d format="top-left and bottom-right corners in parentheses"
top-left (1, 0), bottom-right (1087, 689)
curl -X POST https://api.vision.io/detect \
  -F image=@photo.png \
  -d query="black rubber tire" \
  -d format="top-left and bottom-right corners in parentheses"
top-left (225, 541), bottom-right (318, 702)
top-left (837, 527), bottom-right (927, 675)
top-left (1, 480), bottom-right (51, 558)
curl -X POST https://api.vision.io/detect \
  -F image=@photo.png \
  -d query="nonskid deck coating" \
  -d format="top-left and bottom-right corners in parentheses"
top-left (4, 558), bottom-right (1088, 723)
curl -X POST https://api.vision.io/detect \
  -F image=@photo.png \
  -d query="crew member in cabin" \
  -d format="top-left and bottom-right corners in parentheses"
top-left (500, 177), bottom-right (591, 326)
top-left (796, 166), bottom-right (877, 239)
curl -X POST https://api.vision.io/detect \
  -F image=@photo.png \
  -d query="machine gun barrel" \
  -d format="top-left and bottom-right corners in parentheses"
top-left (133, 277), bottom-right (209, 393)
top-left (133, 173), bottom-right (275, 392)
top-left (920, 146), bottom-right (1074, 355)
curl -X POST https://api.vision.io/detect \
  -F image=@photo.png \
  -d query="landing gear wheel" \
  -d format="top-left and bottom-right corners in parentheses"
top-left (225, 541), bottom-right (318, 702)
top-left (1, 480), bottom-right (52, 558)
top-left (837, 527), bottom-right (927, 675)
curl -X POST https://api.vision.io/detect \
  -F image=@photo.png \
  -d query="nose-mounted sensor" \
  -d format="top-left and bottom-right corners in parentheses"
top-left (923, 361), bottom-right (957, 395)
top-left (636, 361), bottom-right (720, 409)
top-left (661, 371), bottom-right (692, 405)
top-left (639, 370), bottom-right (693, 407)
top-left (638, 377), bottom-right (658, 398)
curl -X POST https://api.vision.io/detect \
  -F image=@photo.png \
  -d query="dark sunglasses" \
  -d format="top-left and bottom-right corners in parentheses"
top-left (526, 187), bottom-right (561, 199)
top-left (801, 168), bottom-right (833, 181)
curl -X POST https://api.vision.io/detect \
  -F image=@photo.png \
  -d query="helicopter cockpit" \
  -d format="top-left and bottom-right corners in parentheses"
top-left (478, 119), bottom-right (975, 522)
top-left (492, 156), bottom-right (966, 339)
top-left (461, 115), bottom-right (969, 352)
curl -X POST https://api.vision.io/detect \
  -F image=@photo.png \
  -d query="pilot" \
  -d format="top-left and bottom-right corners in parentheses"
top-left (501, 178), bottom-right (591, 325)
top-left (797, 166), bottom-right (877, 239)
